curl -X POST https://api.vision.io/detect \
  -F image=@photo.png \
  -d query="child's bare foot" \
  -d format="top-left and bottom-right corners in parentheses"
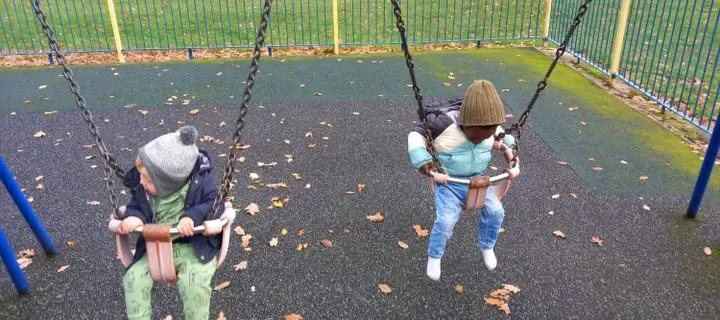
top-left (427, 257), bottom-right (441, 281)
top-left (482, 248), bottom-right (497, 270)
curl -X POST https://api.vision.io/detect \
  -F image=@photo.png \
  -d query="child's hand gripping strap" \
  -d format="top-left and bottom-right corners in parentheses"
top-left (107, 206), bottom-right (134, 268)
top-left (204, 201), bottom-right (237, 269)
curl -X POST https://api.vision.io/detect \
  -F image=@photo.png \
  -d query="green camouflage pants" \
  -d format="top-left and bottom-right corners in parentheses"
top-left (123, 243), bottom-right (216, 320)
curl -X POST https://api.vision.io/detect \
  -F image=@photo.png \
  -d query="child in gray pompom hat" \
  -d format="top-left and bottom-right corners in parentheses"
top-left (119, 125), bottom-right (222, 320)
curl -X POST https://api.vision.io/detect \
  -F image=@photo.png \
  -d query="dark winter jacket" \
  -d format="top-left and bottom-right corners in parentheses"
top-left (123, 149), bottom-right (220, 267)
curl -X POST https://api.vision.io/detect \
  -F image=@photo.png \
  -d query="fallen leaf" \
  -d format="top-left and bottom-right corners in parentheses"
top-left (305, 184), bottom-right (311, 189)
top-left (188, 109), bottom-right (200, 115)
top-left (284, 313), bottom-right (304, 320)
top-left (639, 176), bottom-right (649, 181)
top-left (249, 173), bottom-right (259, 180)
top-left (234, 261), bottom-right (249, 271)
top-left (280, 228), bottom-right (288, 236)
top-left (86, 201), bottom-right (101, 206)
top-left (643, 204), bottom-right (651, 211)
top-left (271, 197), bottom-right (289, 208)
top-left (18, 249), bottom-right (35, 258)
top-left (499, 227), bottom-right (507, 233)
top-left (244, 203), bottom-right (260, 215)
top-left (298, 229), bottom-right (305, 236)
top-left (216, 72), bottom-right (223, 76)
top-left (557, 161), bottom-right (567, 165)
top-left (366, 212), bottom-right (385, 223)
top-left (570, 192), bottom-right (578, 199)
top-left (35, 183), bottom-right (44, 190)
top-left (553, 230), bottom-right (566, 239)
top-left (580, 121), bottom-right (587, 126)
top-left (455, 284), bottom-right (465, 294)
top-left (291, 173), bottom-right (302, 180)
top-left (269, 237), bottom-right (279, 247)
top-left (250, 286), bottom-right (256, 292)
top-left (591, 236), bottom-right (604, 247)
top-left (234, 226), bottom-right (246, 236)
top-left (66, 239), bottom-right (78, 247)
top-left (314, 92), bottom-right (323, 96)
top-left (38, 85), bottom-right (47, 89)
top-left (358, 184), bottom-right (366, 192)
top-left (305, 132), bottom-right (313, 138)
top-left (44, 111), bottom-right (58, 116)
top-left (503, 284), bottom-right (521, 293)
top-left (588, 157), bottom-right (596, 162)
top-left (217, 311), bottom-right (226, 320)
top-left (219, 121), bottom-right (226, 127)
top-left (442, 82), bottom-right (451, 87)
top-left (138, 110), bottom-right (149, 116)
top-left (552, 194), bottom-right (560, 199)
top-left (241, 235), bottom-right (253, 248)
top-left (257, 161), bottom-right (278, 167)
top-left (57, 265), bottom-right (70, 273)
top-left (308, 143), bottom-right (317, 148)
top-left (162, 316), bottom-right (173, 320)
top-left (378, 283), bottom-right (392, 294)
top-left (17, 257), bottom-right (32, 269)
top-left (397, 241), bottom-right (409, 249)
top-left (266, 182), bottom-right (288, 189)
top-left (33, 131), bottom-right (46, 138)
top-left (413, 225), bottom-right (429, 237)
top-left (321, 239), bottom-right (333, 248)
top-left (704, 247), bottom-right (712, 256)
top-left (621, 160), bottom-right (629, 164)
top-left (592, 166), bottom-right (604, 171)
top-left (213, 281), bottom-right (231, 291)
top-left (35, 175), bottom-right (44, 181)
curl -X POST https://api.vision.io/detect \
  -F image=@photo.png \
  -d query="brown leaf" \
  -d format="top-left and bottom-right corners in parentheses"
top-left (397, 241), bottom-right (409, 249)
top-left (503, 284), bottom-right (521, 293)
top-left (188, 109), bottom-right (200, 115)
top-left (269, 237), bottom-right (279, 247)
top-left (138, 110), bottom-right (149, 116)
top-left (553, 230), bottom-right (566, 239)
top-left (217, 311), bottom-right (227, 320)
top-left (358, 184), bottom-right (366, 192)
top-left (284, 313), bottom-right (304, 320)
top-left (234, 226), bottom-right (246, 236)
top-left (499, 227), bottom-right (506, 234)
top-left (266, 182), bottom-right (288, 189)
top-left (413, 225), bottom-right (429, 237)
top-left (18, 249), bottom-right (35, 258)
top-left (213, 281), bottom-right (230, 291)
top-left (271, 197), bottom-right (289, 208)
top-left (378, 283), bottom-right (393, 294)
top-left (86, 201), bottom-right (101, 206)
top-left (366, 212), bottom-right (385, 223)
top-left (66, 239), bottom-right (78, 247)
top-left (639, 176), bottom-right (649, 181)
top-left (455, 284), bottom-right (465, 294)
top-left (591, 236), bottom-right (604, 247)
top-left (308, 143), bottom-right (317, 148)
top-left (57, 265), bottom-right (70, 273)
top-left (244, 203), bottom-right (260, 215)
top-left (33, 131), bottom-right (46, 138)
top-left (241, 235), bottom-right (253, 248)
top-left (298, 229), bottom-right (305, 236)
top-left (321, 239), bottom-right (333, 248)
top-left (291, 173), bottom-right (302, 180)
top-left (17, 257), bottom-right (32, 269)
top-left (234, 261), bottom-right (248, 271)
top-left (704, 247), bottom-right (712, 256)
top-left (570, 192), bottom-right (578, 199)
top-left (314, 92), bottom-right (323, 96)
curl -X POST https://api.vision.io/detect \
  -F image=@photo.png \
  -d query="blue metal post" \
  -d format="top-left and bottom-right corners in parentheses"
top-left (687, 126), bottom-right (720, 217)
top-left (0, 155), bottom-right (57, 255)
top-left (0, 227), bottom-right (30, 294)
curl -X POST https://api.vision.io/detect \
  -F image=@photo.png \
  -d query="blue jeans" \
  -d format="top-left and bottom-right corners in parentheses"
top-left (428, 182), bottom-right (505, 258)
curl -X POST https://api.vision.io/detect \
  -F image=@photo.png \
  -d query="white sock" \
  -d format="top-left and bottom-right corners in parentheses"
top-left (482, 248), bottom-right (497, 271)
top-left (426, 257), bottom-right (441, 281)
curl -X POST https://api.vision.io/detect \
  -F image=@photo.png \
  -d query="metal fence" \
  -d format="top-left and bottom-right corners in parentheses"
top-left (0, 1), bottom-right (719, 133)
top-left (551, 0), bottom-right (720, 134)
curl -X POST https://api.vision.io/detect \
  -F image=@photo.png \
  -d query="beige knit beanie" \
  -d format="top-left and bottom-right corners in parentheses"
top-left (459, 80), bottom-right (505, 126)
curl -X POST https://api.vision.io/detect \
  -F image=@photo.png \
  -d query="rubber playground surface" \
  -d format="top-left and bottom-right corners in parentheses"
top-left (0, 47), bottom-right (719, 319)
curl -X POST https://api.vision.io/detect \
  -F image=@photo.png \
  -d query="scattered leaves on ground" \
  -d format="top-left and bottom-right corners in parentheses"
top-left (484, 284), bottom-right (521, 315)
top-left (244, 203), bottom-right (260, 215)
top-left (553, 230), bottom-right (566, 239)
top-left (413, 225), bottom-right (429, 237)
top-left (378, 283), bottom-right (392, 294)
top-left (366, 212), bottom-right (385, 223)
top-left (234, 261), bottom-right (248, 271)
top-left (397, 241), bottom-right (409, 249)
top-left (455, 284), bottom-right (465, 294)
top-left (321, 239), bottom-right (333, 248)
top-left (213, 281), bottom-right (230, 291)
top-left (591, 236), bottom-right (604, 247)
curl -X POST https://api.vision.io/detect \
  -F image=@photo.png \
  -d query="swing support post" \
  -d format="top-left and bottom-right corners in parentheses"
top-left (687, 126), bottom-right (720, 218)
top-left (0, 155), bottom-right (57, 256)
top-left (0, 227), bottom-right (30, 294)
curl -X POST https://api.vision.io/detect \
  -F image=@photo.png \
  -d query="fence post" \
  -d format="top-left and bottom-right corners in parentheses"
top-left (106, 0), bottom-right (126, 63)
top-left (332, 0), bottom-right (340, 54)
top-left (0, 155), bottom-right (57, 256)
top-left (542, 0), bottom-right (552, 47)
top-left (609, 0), bottom-right (632, 86)
top-left (687, 125), bottom-right (720, 218)
top-left (0, 227), bottom-right (30, 294)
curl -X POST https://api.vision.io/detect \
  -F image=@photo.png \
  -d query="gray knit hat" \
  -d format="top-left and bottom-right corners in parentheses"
top-left (459, 80), bottom-right (505, 126)
top-left (138, 126), bottom-right (199, 198)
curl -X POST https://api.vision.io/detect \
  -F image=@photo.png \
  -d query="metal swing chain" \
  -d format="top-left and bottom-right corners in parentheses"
top-left (390, 0), bottom-right (443, 172)
top-left (507, 0), bottom-right (593, 142)
top-left (211, 0), bottom-right (273, 218)
top-left (30, 0), bottom-right (125, 217)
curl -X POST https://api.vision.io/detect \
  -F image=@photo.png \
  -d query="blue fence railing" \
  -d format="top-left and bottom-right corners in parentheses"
top-left (551, 0), bottom-right (720, 134)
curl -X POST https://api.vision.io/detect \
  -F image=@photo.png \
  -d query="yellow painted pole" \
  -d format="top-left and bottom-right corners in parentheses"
top-left (609, 0), bottom-right (632, 86)
top-left (542, 0), bottom-right (552, 47)
top-left (332, 0), bottom-right (340, 54)
top-left (106, 0), bottom-right (125, 63)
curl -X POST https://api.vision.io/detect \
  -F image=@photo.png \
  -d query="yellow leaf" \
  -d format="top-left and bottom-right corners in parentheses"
top-left (553, 230), bottom-right (566, 239)
top-left (269, 237), bottom-right (279, 247)
top-left (378, 283), bottom-right (392, 294)
top-left (281, 228), bottom-right (288, 236)
top-left (366, 212), bottom-right (385, 223)
top-left (33, 131), bottom-right (46, 138)
top-left (321, 239), bottom-right (333, 248)
top-left (284, 313), bottom-right (304, 320)
top-left (413, 225), bottom-right (429, 237)
top-left (455, 284), bottom-right (465, 294)
top-left (213, 281), bottom-right (230, 291)
top-left (397, 241), bottom-right (409, 249)
top-left (244, 203), bottom-right (260, 215)
top-left (57, 265), bottom-right (70, 273)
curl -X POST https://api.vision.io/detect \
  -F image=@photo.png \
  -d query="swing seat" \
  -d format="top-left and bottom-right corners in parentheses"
top-left (107, 202), bottom-right (237, 283)
top-left (428, 143), bottom-right (520, 211)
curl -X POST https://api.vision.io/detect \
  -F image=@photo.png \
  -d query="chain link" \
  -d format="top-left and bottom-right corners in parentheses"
top-left (211, 0), bottom-right (273, 217)
top-left (390, 0), bottom-right (443, 172)
top-left (30, 0), bottom-right (125, 217)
